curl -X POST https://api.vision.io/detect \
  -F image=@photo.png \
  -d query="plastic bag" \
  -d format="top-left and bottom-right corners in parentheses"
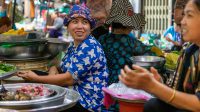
top-left (105, 82), bottom-right (153, 101)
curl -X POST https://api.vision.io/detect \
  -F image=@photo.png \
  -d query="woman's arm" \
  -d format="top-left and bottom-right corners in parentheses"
top-left (119, 65), bottom-right (200, 112)
top-left (166, 37), bottom-right (182, 46)
top-left (149, 80), bottom-right (200, 111)
top-left (48, 66), bottom-right (59, 75)
top-left (17, 70), bottom-right (74, 86)
top-left (46, 25), bottom-right (56, 29)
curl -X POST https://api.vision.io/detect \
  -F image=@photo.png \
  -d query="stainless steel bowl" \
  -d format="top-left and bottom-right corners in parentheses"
top-left (46, 38), bottom-right (70, 57)
top-left (130, 56), bottom-right (165, 68)
top-left (0, 83), bottom-right (67, 110)
top-left (0, 35), bottom-right (47, 59)
top-left (0, 43), bottom-right (46, 59)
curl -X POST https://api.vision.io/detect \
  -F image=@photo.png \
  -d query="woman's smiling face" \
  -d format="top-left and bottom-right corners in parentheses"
top-left (181, 0), bottom-right (200, 45)
top-left (67, 17), bottom-right (91, 46)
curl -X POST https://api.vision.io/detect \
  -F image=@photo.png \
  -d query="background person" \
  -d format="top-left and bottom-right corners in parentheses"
top-left (98, 0), bottom-right (156, 86)
top-left (119, 0), bottom-right (200, 111)
top-left (86, 0), bottom-right (112, 39)
top-left (0, 0), bottom-right (11, 34)
top-left (46, 10), bottom-right (64, 38)
top-left (163, 23), bottom-right (182, 51)
top-left (98, 0), bottom-right (159, 111)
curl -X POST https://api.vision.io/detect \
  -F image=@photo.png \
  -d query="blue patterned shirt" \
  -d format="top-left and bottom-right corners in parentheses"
top-left (60, 35), bottom-right (109, 112)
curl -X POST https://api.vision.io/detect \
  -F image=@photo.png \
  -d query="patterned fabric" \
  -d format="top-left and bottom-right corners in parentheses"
top-left (169, 44), bottom-right (200, 100)
top-left (60, 35), bottom-right (109, 111)
top-left (63, 4), bottom-right (96, 28)
top-left (106, 0), bottom-right (146, 30)
top-left (98, 33), bottom-right (155, 85)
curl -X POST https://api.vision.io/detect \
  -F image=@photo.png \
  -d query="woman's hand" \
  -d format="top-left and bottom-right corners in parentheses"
top-left (16, 70), bottom-right (38, 82)
top-left (150, 67), bottom-right (162, 82)
top-left (119, 65), bottom-right (161, 91)
top-left (48, 66), bottom-right (59, 75)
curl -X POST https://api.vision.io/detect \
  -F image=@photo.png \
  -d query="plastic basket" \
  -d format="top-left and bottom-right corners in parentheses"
top-left (119, 100), bottom-right (145, 112)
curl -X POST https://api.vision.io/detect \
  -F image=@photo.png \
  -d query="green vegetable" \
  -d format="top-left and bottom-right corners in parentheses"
top-left (0, 63), bottom-right (16, 75)
top-left (0, 70), bottom-right (6, 75)
top-left (165, 53), bottom-right (180, 70)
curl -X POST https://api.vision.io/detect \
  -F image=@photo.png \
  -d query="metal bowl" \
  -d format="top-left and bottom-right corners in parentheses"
top-left (130, 56), bottom-right (165, 69)
top-left (0, 43), bottom-right (47, 59)
top-left (46, 38), bottom-right (70, 57)
top-left (0, 35), bottom-right (47, 59)
top-left (21, 89), bottom-right (80, 112)
top-left (0, 83), bottom-right (67, 110)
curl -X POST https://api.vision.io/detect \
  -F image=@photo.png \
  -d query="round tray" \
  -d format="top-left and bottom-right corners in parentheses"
top-left (0, 70), bottom-right (17, 80)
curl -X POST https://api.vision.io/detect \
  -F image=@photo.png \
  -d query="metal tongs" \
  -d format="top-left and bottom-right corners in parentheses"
top-left (0, 81), bottom-right (7, 95)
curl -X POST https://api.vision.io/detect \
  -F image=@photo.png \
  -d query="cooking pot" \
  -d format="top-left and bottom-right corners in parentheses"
top-left (0, 35), bottom-right (47, 59)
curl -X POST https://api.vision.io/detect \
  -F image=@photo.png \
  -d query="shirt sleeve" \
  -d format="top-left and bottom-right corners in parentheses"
top-left (163, 26), bottom-right (173, 37)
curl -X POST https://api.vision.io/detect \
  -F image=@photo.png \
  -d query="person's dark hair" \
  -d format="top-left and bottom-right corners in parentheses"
top-left (193, 0), bottom-right (200, 11)
top-left (111, 22), bottom-right (127, 29)
top-left (174, 0), bottom-right (189, 9)
top-left (0, 17), bottom-right (11, 27)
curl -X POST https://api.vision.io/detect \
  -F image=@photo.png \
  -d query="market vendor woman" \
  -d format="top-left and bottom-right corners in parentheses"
top-left (119, 0), bottom-right (200, 111)
top-left (17, 4), bottom-right (109, 112)
top-left (0, 0), bottom-right (11, 34)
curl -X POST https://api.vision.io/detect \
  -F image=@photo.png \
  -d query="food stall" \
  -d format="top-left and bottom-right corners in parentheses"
top-left (0, 29), bottom-right (76, 111)
top-left (0, 0), bottom-right (78, 110)
top-left (0, 31), bottom-right (69, 82)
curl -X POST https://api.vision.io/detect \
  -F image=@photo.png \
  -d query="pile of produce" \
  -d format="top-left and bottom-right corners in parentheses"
top-left (165, 52), bottom-right (180, 70)
top-left (2, 28), bottom-right (27, 35)
top-left (151, 46), bottom-right (164, 56)
top-left (0, 63), bottom-right (16, 75)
